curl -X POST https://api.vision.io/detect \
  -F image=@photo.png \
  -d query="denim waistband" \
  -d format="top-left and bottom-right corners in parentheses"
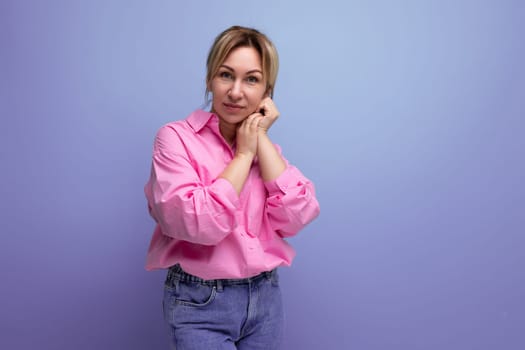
top-left (167, 264), bottom-right (276, 291)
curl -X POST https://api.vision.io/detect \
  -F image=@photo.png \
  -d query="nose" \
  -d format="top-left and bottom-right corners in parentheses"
top-left (228, 79), bottom-right (243, 101)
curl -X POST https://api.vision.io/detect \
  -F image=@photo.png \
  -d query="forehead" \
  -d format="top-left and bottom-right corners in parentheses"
top-left (222, 46), bottom-right (262, 71)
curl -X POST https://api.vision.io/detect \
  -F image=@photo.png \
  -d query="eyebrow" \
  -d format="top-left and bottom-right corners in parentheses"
top-left (220, 64), bottom-right (263, 75)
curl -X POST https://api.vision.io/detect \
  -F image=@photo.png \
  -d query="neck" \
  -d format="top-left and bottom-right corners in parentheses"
top-left (219, 121), bottom-right (237, 146)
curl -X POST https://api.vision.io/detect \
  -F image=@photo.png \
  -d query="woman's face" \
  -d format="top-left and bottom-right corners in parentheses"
top-left (210, 46), bottom-right (267, 126)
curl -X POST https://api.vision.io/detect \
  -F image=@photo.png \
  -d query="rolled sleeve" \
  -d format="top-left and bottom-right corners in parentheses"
top-left (264, 166), bottom-right (320, 237)
top-left (145, 126), bottom-right (240, 246)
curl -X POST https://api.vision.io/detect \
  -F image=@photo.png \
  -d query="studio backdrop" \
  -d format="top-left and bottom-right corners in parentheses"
top-left (1, 1), bottom-right (524, 349)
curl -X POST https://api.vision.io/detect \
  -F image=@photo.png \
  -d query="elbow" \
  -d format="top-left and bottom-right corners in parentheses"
top-left (151, 187), bottom-right (237, 245)
top-left (285, 197), bottom-right (320, 235)
top-left (291, 186), bottom-right (320, 225)
top-left (305, 197), bottom-right (321, 224)
top-left (158, 219), bottom-right (230, 246)
top-left (300, 184), bottom-right (320, 224)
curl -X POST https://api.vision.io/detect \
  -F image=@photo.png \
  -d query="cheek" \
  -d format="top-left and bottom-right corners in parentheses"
top-left (249, 89), bottom-right (266, 103)
top-left (210, 79), bottom-right (226, 96)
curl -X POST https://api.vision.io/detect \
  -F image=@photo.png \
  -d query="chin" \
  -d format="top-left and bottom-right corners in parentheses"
top-left (218, 111), bottom-right (248, 124)
top-left (226, 116), bottom-right (248, 125)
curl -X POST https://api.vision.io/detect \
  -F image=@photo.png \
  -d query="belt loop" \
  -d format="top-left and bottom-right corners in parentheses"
top-left (270, 269), bottom-right (278, 284)
top-left (265, 270), bottom-right (273, 280)
top-left (216, 279), bottom-right (223, 292)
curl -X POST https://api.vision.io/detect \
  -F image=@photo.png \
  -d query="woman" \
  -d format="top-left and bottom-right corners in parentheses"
top-left (144, 25), bottom-right (320, 349)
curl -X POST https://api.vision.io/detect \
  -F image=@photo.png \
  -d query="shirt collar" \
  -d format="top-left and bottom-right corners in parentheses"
top-left (186, 109), bottom-right (218, 133)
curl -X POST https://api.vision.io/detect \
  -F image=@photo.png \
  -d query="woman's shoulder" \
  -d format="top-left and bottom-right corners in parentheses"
top-left (153, 110), bottom-right (212, 149)
top-left (158, 109), bottom-right (211, 133)
top-left (155, 110), bottom-right (197, 133)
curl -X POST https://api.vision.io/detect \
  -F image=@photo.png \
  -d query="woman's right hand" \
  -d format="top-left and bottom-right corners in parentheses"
top-left (235, 112), bottom-right (263, 159)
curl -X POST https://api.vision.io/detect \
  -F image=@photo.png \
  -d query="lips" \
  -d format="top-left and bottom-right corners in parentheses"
top-left (223, 103), bottom-right (244, 111)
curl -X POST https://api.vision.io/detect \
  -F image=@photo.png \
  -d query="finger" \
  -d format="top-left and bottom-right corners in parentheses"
top-left (257, 99), bottom-right (269, 114)
top-left (247, 113), bottom-right (262, 124)
top-left (259, 102), bottom-right (278, 120)
top-left (246, 112), bottom-right (261, 123)
top-left (240, 114), bottom-right (256, 129)
top-left (249, 116), bottom-right (263, 130)
top-left (238, 114), bottom-right (259, 134)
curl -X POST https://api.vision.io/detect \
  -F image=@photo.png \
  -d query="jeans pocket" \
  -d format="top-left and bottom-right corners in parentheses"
top-left (172, 281), bottom-right (217, 308)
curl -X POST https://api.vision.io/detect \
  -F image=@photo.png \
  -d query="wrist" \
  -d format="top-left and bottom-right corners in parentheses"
top-left (234, 151), bottom-right (255, 162)
top-left (257, 128), bottom-right (270, 137)
top-left (257, 130), bottom-right (271, 145)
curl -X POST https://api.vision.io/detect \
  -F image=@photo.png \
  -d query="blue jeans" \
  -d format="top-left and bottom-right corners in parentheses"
top-left (163, 265), bottom-right (284, 349)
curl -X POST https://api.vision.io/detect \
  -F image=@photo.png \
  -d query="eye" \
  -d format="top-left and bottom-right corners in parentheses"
top-left (219, 71), bottom-right (233, 80)
top-left (246, 76), bottom-right (259, 84)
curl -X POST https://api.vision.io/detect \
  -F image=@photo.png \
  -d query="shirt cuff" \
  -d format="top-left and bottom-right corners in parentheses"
top-left (264, 166), bottom-right (302, 195)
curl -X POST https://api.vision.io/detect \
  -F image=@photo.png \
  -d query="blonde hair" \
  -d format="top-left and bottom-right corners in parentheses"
top-left (205, 26), bottom-right (279, 102)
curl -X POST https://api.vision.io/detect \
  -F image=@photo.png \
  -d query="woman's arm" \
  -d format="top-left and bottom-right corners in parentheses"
top-left (264, 159), bottom-right (320, 237)
top-left (257, 131), bottom-right (286, 181)
top-left (254, 97), bottom-right (286, 181)
top-left (145, 125), bottom-right (240, 246)
top-left (255, 97), bottom-right (320, 235)
top-left (219, 113), bottom-right (263, 194)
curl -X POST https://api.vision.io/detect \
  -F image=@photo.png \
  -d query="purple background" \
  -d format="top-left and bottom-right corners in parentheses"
top-left (1, 1), bottom-right (524, 349)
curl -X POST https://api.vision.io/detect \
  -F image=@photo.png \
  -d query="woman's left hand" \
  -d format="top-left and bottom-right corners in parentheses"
top-left (256, 97), bottom-right (279, 132)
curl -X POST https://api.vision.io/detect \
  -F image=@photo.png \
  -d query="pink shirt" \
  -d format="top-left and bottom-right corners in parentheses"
top-left (144, 109), bottom-right (320, 279)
